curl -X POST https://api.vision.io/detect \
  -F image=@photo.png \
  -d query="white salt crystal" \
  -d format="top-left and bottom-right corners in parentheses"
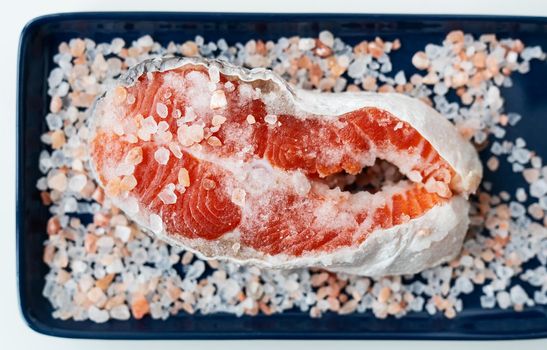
top-left (480, 295), bottom-right (496, 308)
top-left (110, 305), bottom-right (130, 320)
top-left (210, 90), bottom-right (227, 109)
top-left (521, 46), bottom-right (543, 60)
top-left (48, 68), bottom-right (64, 88)
top-left (496, 291), bottom-right (511, 309)
top-left (319, 31), bottom-right (334, 47)
top-left (509, 201), bottom-right (526, 218)
top-left (510, 285), bottom-right (528, 304)
top-left (185, 260), bottom-right (205, 280)
top-left (154, 147), bottom-right (170, 165)
top-left (68, 174), bottom-right (87, 192)
top-left (507, 112), bottom-right (522, 126)
top-left (298, 38), bottom-right (315, 51)
top-left (394, 71), bottom-right (407, 85)
top-left (106, 258), bottom-right (124, 274)
top-left (88, 306), bottom-right (109, 323)
top-left (534, 291), bottom-right (547, 305)
top-left (137, 35), bottom-right (154, 48)
top-left (123, 196), bottom-right (139, 214)
top-left (71, 260), bottom-right (87, 274)
top-left (149, 214), bottom-right (163, 234)
top-left (455, 276), bottom-right (474, 294)
top-left (264, 114), bottom-right (278, 125)
top-left (220, 279), bottom-right (240, 301)
top-left (460, 255), bottom-right (473, 267)
top-left (115, 225), bottom-right (131, 242)
top-left (46, 114), bottom-right (63, 130)
top-left (246, 114), bottom-right (256, 124)
top-left (530, 179), bottom-right (547, 198)
top-left (96, 236), bottom-right (114, 250)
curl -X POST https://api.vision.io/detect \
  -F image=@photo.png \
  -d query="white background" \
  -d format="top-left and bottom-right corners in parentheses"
top-left (1, 0), bottom-right (546, 349)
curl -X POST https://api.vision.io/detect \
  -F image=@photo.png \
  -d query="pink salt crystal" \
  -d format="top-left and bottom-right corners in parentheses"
top-left (48, 172), bottom-right (68, 192)
top-left (158, 121), bottom-right (170, 132)
top-left (113, 86), bottom-right (127, 104)
top-left (210, 90), bottom-right (227, 109)
top-left (142, 116), bottom-right (158, 134)
top-left (202, 178), bottom-right (216, 190)
top-left (125, 147), bottom-right (143, 165)
top-left (523, 168), bottom-right (540, 183)
top-left (264, 114), bottom-right (278, 125)
top-left (378, 287), bottom-right (392, 303)
top-left (156, 102), bottom-right (168, 118)
top-left (231, 188), bottom-right (246, 206)
top-left (178, 168), bottom-right (190, 187)
top-left (120, 175), bottom-right (137, 191)
top-left (487, 156), bottom-right (500, 171)
top-left (50, 96), bottom-right (62, 113)
top-left (412, 51), bottom-right (429, 70)
top-left (246, 114), bottom-right (256, 124)
top-left (154, 147), bottom-right (170, 165)
top-left (159, 183), bottom-right (177, 204)
top-left (207, 136), bottom-right (222, 147)
top-left (211, 115), bottom-right (227, 127)
top-left (168, 142), bottom-right (183, 159)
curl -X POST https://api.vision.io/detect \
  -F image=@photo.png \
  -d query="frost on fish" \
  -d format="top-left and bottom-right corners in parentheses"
top-left (89, 57), bottom-right (481, 275)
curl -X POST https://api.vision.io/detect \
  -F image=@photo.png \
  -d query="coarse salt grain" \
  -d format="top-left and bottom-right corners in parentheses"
top-left (48, 172), bottom-right (67, 192)
top-left (149, 214), bottom-right (163, 234)
top-left (207, 136), bottom-right (222, 147)
top-left (158, 183), bottom-right (177, 204)
top-left (156, 102), bottom-right (168, 118)
top-left (168, 142), bottom-right (183, 159)
top-left (212, 114), bottom-right (227, 126)
top-left (178, 168), bottom-right (190, 187)
top-left (114, 225), bottom-right (132, 242)
top-left (177, 124), bottom-right (204, 146)
top-left (154, 147), bottom-right (170, 165)
top-left (246, 114), bottom-right (256, 124)
top-left (264, 114), bottom-right (278, 125)
top-left (210, 90), bottom-right (227, 109)
top-left (231, 188), bottom-right (246, 206)
top-left (126, 147), bottom-right (143, 165)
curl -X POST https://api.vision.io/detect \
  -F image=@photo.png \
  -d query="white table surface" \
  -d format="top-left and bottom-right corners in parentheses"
top-left (1, 0), bottom-right (546, 348)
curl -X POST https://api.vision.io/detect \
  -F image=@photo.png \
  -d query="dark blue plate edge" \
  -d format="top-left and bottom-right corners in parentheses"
top-left (16, 11), bottom-right (547, 340)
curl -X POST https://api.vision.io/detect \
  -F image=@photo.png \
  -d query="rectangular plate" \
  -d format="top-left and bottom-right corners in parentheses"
top-left (17, 12), bottom-right (547, 339)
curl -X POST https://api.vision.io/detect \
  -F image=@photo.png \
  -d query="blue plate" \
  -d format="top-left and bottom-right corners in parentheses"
top-left (17, 12), bottom-right (547, 339)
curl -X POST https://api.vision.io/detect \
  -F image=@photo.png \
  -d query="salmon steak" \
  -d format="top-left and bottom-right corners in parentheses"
top-left (88, 57), bottom-right (482, 276)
